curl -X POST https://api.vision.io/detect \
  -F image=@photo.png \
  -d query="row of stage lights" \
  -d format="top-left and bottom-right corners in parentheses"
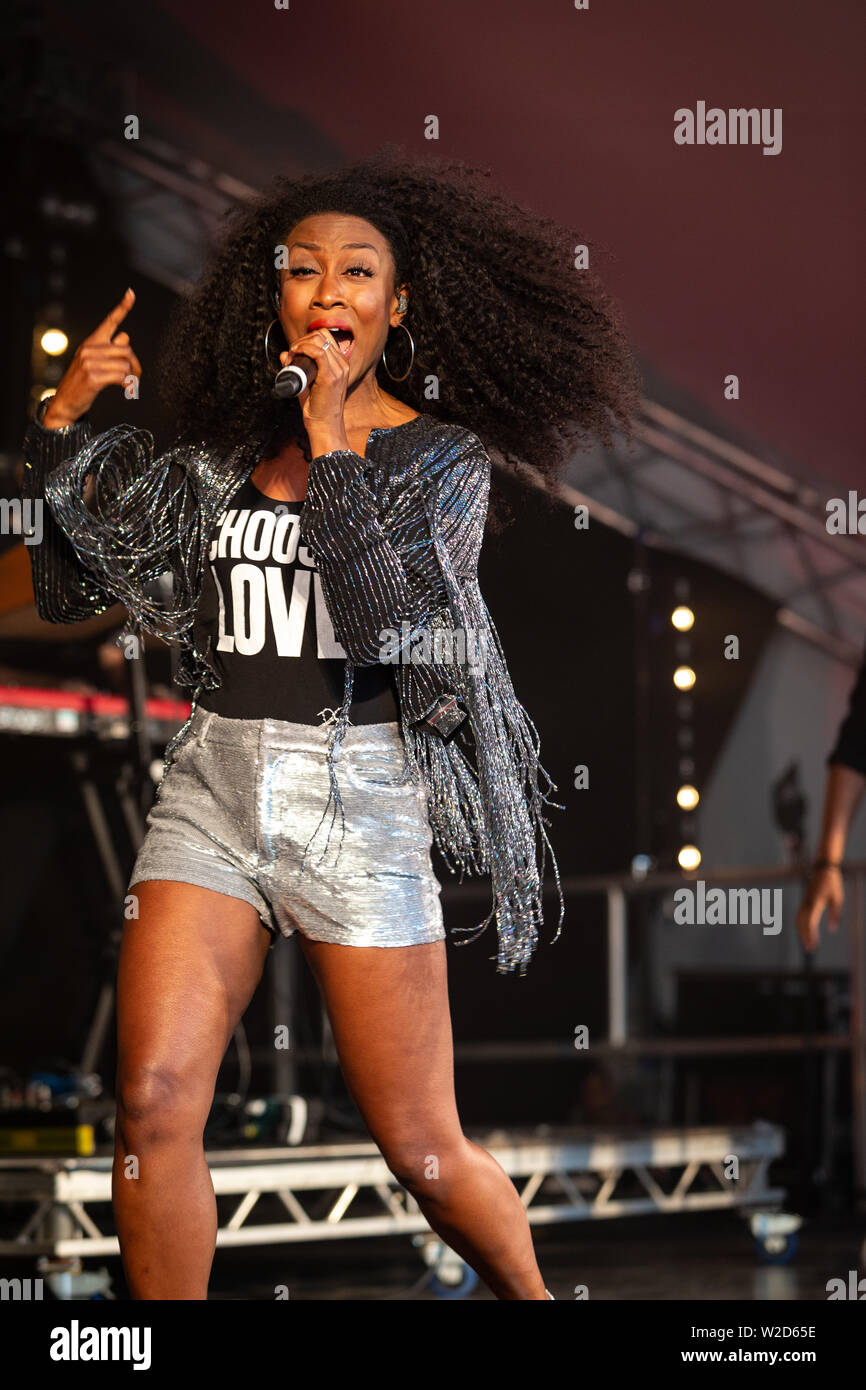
top-left (671, 587), bottom-right (700, 871)
top-left (37, 328), bottom-right (69, 405)
top-left (19, 234), bottom-right (71, 406)
top-left (38, 319), bottom-right (69, 406)
top-left (9, 201), bottom-right (96, 404)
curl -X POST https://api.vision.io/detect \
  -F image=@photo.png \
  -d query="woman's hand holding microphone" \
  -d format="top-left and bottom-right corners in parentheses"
top-left (280, 327), bottom-right (352, 459)
top-left (41, 288), bottom-right (143, 430)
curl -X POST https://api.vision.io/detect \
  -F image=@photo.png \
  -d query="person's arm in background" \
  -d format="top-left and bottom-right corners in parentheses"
top-left (797, 640), bottom-right (866, 951)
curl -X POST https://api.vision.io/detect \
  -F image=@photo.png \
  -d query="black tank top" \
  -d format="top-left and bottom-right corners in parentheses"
top-left (198, 475), bottom-right (399, 724)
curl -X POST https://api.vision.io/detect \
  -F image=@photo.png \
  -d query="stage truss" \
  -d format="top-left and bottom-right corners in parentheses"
top-left (0, 1122), bottom-right (784, 1262)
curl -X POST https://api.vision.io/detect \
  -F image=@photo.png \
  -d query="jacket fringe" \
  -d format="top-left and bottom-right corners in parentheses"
top-left (298, 477), bottom-right (566, 977)
top-left (34, 419), bottom-right (565, 975)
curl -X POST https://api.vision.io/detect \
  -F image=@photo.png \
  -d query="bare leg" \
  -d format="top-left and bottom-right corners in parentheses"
top-left (113, 881), bottom-right (271, 1299)
top-left (298, 935), bottom-right (548, 1300)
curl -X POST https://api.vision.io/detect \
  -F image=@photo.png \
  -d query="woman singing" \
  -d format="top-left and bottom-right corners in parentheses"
top-left (22, 150), bottom-right (639, 1300)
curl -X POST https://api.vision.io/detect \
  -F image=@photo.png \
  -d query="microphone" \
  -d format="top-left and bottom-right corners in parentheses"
top-left (273, 353), bottom-right (317, 400)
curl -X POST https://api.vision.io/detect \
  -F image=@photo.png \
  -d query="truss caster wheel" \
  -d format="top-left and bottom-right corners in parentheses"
top-left (415, 1237), bottom-right (479, 1299)
top-left (754, 1232), bottom-right (799, 1265)
top-left (429, 1265), bottom-right (479, 1299)
top-left (748, 1210), bottom-right (802, 1265)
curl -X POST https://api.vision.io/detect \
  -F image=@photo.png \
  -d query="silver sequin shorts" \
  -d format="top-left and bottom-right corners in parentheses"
top-left (128, 706), bottom-right (445, 949)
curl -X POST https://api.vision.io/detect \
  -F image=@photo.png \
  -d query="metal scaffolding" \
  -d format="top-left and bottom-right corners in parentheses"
top-left (559, 402), bottom-right (866, 667)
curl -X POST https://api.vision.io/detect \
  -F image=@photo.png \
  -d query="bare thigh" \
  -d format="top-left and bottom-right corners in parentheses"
top-left (116, 881), bottom-right (272, 1122)
top-left (297, 936), bottom-right (462, 1176)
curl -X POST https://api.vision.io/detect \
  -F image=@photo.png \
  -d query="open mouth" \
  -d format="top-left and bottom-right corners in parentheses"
top-left (325, 328), bottom-right (354, 356)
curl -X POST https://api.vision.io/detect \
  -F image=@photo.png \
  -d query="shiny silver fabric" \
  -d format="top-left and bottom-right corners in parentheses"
top-left (22, 410), bottom-right (565, 974)
top-left (129, 706), bottom-right (445, 948)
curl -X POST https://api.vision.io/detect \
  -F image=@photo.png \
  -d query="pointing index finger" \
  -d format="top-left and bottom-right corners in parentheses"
top-left (92, 288), bottom-right (136, 342)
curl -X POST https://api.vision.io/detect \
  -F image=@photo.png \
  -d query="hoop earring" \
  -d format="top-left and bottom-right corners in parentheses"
top-left (381, 322), bottom-right (415, 382)
top-left (264, 317), bottom-right (287, 372)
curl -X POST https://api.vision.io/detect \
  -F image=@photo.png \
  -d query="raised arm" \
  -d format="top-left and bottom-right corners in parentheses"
top-left (19, 289), bottom-right (144, 623)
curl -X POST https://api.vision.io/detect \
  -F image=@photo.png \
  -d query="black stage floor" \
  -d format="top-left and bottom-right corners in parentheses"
top-left (83, 1211), bottom-right (864, 1300)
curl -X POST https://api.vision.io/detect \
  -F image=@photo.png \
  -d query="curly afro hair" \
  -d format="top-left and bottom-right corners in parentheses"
top-left (155, 144), bottom-right (641, 532)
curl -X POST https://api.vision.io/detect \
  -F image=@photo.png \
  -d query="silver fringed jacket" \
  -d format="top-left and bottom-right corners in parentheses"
top-left (21, 404), bottom-right (564, 973)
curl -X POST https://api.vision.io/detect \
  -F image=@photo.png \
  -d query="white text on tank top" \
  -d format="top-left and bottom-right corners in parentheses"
top-left (209, 502), bottom-right (346, 659)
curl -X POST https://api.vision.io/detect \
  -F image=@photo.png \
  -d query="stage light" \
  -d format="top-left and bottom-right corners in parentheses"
top-left (673, 665), bottom-right (696, 690)
top-left (678, 844), bottom-right (701, 870)
top-left (631, 853), bottom-right (654, 878)
top-left (677, 784), bottom-right (700, 810)
top-left (671, 605), bottom-right (694, 630)
top-left (41, 329), bottom-right (68, 356)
